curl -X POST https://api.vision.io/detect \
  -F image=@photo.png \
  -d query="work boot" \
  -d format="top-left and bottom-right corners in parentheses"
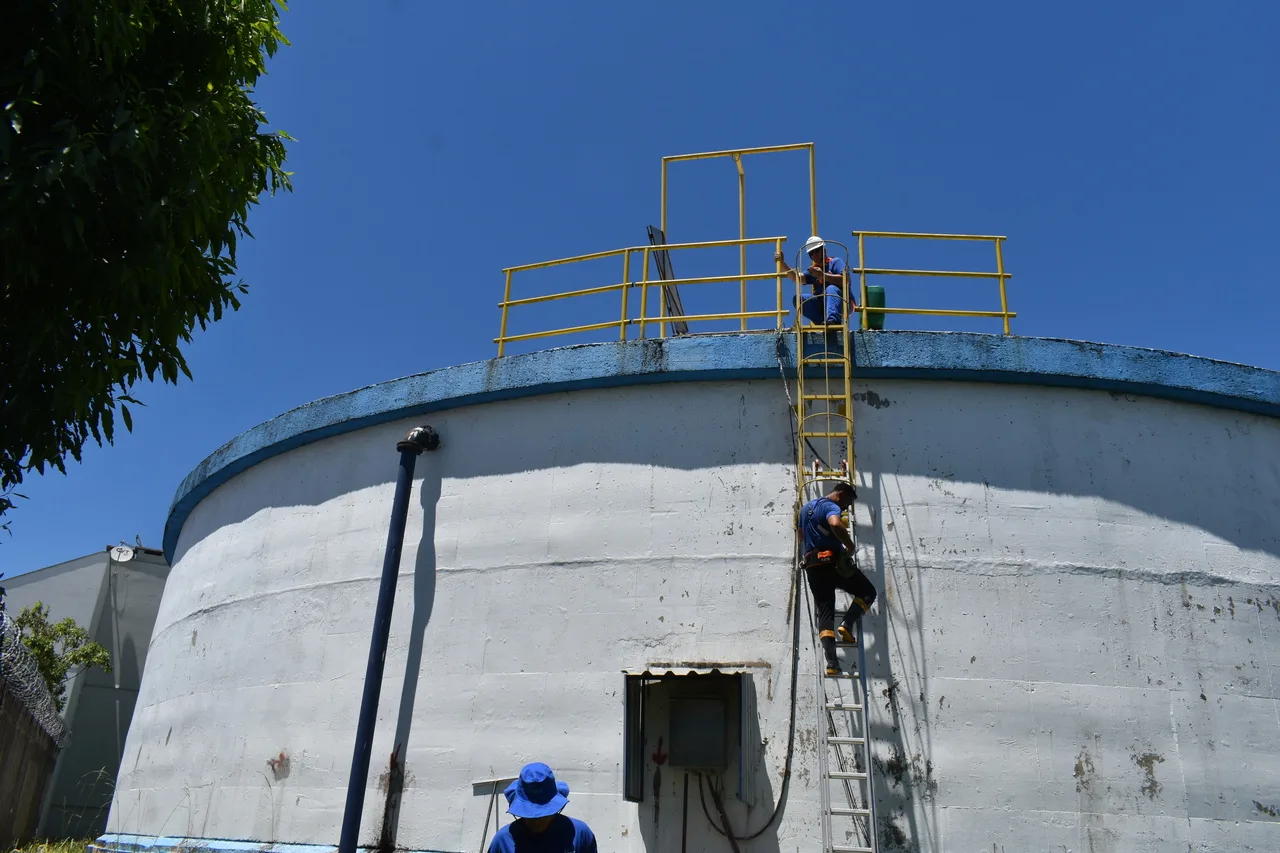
top-left (836, 625), bottom-right (856, 645)
top-left (819, 630), bottom-right (838, 675)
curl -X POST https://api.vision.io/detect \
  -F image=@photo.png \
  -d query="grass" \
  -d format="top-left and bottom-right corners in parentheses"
top-left (8, 840), bottom-right (93, 853)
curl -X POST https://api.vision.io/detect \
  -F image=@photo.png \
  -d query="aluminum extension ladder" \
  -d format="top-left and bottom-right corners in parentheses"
top-left (812, 611), bottom-right (877, 853)
top-left (791, 242), bottom-right (878, 852)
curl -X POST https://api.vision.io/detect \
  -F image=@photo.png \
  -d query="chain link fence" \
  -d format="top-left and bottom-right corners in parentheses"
top-left (0, 611), bottom-right (70, 748)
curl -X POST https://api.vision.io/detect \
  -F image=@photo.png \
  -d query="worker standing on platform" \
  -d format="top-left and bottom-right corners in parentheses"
top-left (776, 235), bottom-right (857, 327)
top-left (489, 762), bottom-right (597, 853)
top-left (799, 482), bottom-right (878, 675)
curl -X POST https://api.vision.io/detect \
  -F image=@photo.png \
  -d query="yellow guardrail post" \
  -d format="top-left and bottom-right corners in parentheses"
top-left (794, 245), bottom-right (802, 331)
top-left (843, 266), bottom-right (851, 331)
top-left (775, 238), bottom-right (784, 329)
top-left (995, 237), bottom-right (1010, 335)
top-left (498, 268), bottom-right (513, 357)
top-left (620, 250), bottom-right (631, 341)
top-left (857, 232), bottom-right (868, 331)
top-left (808, 144), bottom-right (818, 237)
top-left (659, 265), bottom-right (667, 339)
top-left (639, 246), bottom-right (650, 339)
top-left (735, 154), bottom-right (747, 331)
top-left (660, 161), bottom-right (668, 236)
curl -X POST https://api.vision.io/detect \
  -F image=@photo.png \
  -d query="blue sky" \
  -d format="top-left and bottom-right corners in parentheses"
top-left (3, 1), bottom-right (1277, 577)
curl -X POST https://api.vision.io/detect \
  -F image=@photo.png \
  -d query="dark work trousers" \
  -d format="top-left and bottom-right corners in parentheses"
top-left (805, 556), bottom-right (877, 668)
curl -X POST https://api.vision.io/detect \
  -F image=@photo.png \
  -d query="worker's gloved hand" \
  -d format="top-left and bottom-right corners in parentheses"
top-left (774, 251), bottom-right (785, 264)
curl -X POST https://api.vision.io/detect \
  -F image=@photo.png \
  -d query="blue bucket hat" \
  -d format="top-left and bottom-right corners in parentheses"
top-left (505, 762), bottom-right (569, 818)
top-left (504, 778), bottom-right (569, 806)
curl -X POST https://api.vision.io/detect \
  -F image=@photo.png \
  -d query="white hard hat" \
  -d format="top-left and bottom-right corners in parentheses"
top-left (804, 236), bottom-right (826, 254)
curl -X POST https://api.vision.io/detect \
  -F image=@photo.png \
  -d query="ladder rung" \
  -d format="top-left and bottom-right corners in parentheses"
top-left (829, 770), bottom-right (868, 780)
top-left (828, 736), bottom-right (866, 746)
top-left (835, 641), bottom-right (858, 648)
top-left (802, 394), bottom-right (846, 400)
top-left (824, 671), bottom-right (860, 679)
top-left (801, 357), bottom-right (848, 365)
top-left (830, 806), bottom-right (872, 817)
top-left (800, 431), bottom-right (850, 438)
top-left (826, 702), bottom-right (864, 712)
top-left (832, 846), bottom-right (874, 853)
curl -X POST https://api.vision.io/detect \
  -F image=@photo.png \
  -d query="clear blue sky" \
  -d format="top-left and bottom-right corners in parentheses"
top-left (3, 1), bottom-right (1278, 577)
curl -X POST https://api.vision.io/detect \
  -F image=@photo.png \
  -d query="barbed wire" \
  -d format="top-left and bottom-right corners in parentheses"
top-left (0, 612), bottom-right (70, 748)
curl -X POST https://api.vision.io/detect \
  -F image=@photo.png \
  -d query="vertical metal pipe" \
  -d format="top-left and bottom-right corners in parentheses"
top-left (620, 251), bottom-right (631, 341)
top-left (661, 160), bottom-right (669, 236)
top-left (995, 238), bottom-right (1011, 335)
top-left (658, 256), bottom-right (667, 339)
top-left (681, 771), bottom-right (690, 853)
top-left (795, 248), bottom-right (805, 501)
top-left (497, 270), bottom-right (513, 357)
top-left (639, 247), bottom-right (650, 339)
top-left (808, 145), bottom-right (818, 237)
top-left (775, 238), bottom-right (784, 329)
top-left (736, 155), bottom-right (747, 331)
top-left (842, 264), bottom-right (855, 477)
top-left (857, 233), bottom-right (868, 331)
top-left (338, 426), bottom-right (439, 853)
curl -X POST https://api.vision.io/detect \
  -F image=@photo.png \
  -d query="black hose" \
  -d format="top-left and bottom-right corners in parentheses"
top-left (707, 775), bottom-right (743, 853)
top-left (697, 545), bottom-right (805, 842)
top-left (681, 771), bottom-right (689, 853)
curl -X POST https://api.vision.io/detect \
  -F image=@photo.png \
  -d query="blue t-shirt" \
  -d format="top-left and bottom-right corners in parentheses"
top-left (802, 256), bottom-right (846, 292)
top-left (488, 815), bottom-right (598, 853)
top-left (800, 496), bottom-right (844, 554)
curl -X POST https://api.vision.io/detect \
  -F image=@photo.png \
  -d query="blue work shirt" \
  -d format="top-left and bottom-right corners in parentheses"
top-left (800, 496), bottom-right (844, 554)
top-left (802, 256), bottom-right (846, 293)
top-left (489, 815), bottom-right (598, 853)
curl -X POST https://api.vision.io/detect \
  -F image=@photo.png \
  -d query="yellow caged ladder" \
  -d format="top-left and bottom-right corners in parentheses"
top-left (792, 241), bottom-right (878, 853)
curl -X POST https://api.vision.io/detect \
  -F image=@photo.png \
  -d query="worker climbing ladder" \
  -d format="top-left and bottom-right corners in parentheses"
top-left (792, 240), bottom-right (878, 853)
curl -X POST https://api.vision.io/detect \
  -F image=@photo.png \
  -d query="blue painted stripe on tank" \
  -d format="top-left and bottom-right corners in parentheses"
top-left (164, 331), bottom-right (1280, 562)
top-left (92, 835), bottom-right (451, 853)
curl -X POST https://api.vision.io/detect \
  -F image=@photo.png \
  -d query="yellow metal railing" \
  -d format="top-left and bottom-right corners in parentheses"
top-left (663, 144), bottom-right (817, 332)
top-left (852, 230), bottom-right (1015, 335)
top-left (495, 236), bottom-right (789, 356)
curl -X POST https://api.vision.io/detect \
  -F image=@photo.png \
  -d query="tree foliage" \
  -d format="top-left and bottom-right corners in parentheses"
top-left (14, 601), bottom-right (112, 713)
top-left (0, 1), bottom-right (293, 523)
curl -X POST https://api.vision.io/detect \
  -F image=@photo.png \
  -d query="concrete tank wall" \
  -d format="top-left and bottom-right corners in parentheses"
top-left (101, 333), bottom-right (1280, 853)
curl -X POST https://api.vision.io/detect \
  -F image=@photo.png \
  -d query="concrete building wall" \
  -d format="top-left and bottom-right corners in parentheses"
top-left (6, 552), bottom-right (110, 639)
top-left (6, 548), bottom-right (170, 837)
top-left (102, 333), bottom-right (1280, 853)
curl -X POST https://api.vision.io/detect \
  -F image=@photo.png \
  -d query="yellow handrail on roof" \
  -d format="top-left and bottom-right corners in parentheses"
top-left (494, 144), bottom-right (1017, 356)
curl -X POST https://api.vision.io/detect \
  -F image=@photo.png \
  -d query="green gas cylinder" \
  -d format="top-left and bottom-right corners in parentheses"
top-left (864, 285), bottom-right (886, 331)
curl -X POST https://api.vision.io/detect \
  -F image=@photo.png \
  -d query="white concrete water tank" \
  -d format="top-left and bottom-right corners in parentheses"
top-left (98, 332), bottom-right (1280, 853)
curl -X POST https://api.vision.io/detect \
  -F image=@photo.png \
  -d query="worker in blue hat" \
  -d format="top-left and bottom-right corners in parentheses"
top-left (489, 762), bottom-right (597, 852)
